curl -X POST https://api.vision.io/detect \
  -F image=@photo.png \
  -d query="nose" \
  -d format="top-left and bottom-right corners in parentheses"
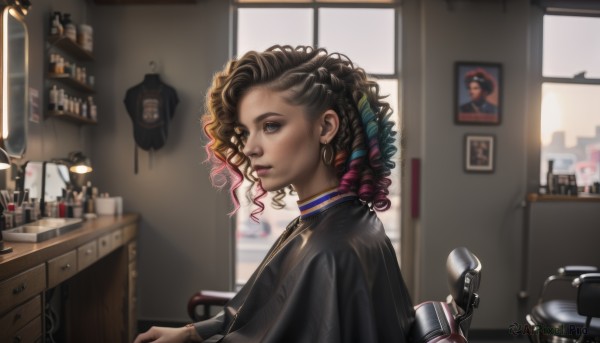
top-left (242, 133), bottom-right (263, 158)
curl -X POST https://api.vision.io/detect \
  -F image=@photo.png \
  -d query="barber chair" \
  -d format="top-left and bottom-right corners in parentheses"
top-left (188, 247), bottom-right (482, 342)
top-left (526, 266), bottom-right (600, 343)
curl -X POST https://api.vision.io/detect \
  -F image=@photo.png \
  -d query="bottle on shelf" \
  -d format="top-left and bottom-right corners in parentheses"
top-left (50, 12), bottom-right (63, 36)
top-left (62, 13), bottom-right (77, 42)
top-left (49, 85), bottom-right (58, 111)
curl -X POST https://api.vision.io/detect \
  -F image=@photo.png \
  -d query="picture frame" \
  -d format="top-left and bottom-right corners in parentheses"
top-left (465, 134), bottom-right (495, 173)
top-left (455, 62), bottom-right (502, 125)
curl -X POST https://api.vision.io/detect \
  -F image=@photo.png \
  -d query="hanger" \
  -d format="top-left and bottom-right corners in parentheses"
top-left (149, 60), bottom-right (159, 74)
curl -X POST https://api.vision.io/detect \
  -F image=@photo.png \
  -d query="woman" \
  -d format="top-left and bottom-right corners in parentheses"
top-left (135, 45), bottom-right (414, 343)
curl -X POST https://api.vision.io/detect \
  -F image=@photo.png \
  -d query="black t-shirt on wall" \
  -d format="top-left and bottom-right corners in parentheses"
top-left (124, 74), bottom-right (179, 151)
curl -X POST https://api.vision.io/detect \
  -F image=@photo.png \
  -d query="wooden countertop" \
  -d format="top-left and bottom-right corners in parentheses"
top-left (527, 193), bottom-right (600, 203)
top-left (0, 214), bottom-right (139, 280)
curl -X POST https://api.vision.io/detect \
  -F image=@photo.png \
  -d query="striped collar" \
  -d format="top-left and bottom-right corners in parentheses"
top-left (297, 187), bottom-right (357, 220)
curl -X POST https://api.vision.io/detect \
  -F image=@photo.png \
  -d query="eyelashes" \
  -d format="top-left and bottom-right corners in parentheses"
top-left (234, 121), bottom-right (282, 143)
top-left (263, 121), bottom-right (281, 133)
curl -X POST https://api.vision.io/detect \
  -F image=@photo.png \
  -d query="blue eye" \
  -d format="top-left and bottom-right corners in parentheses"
top-left (264, 122), bottom-right (281, 133)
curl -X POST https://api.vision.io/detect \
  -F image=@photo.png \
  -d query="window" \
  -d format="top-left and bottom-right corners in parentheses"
top-left (233, 0), bottom-right (400, 288)
top-left (541, 15), bottom-right (600, 191)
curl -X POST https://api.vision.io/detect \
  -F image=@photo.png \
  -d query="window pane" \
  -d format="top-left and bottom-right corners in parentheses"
top-left (235, 185), bottom-right (299, 287)
top-left (540, 83), bottom-right (600, 187)
top-left (543, 15), bottom-right (600, 78)
top-left (237, 8), bottom-right (313, 56)
top-left (319, 8), bottom-right (395, 74)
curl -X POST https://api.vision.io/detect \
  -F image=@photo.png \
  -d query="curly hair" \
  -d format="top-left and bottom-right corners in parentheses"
top-left (202, 45), bottom-right (397, 220)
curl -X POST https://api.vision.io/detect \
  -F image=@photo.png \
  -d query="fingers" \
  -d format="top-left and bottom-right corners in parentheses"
top-left (133, 327), bottom-right (160, 343)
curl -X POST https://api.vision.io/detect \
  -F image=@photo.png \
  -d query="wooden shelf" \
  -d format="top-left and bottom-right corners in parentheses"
top-left (47, 110), bottom-right (97, 125)
top-left (48, 73), bottom-right (95, 94)
top-left (527, 193), bottom-right (600, 203)
top-left (48, 35), bottom-right (94, 61)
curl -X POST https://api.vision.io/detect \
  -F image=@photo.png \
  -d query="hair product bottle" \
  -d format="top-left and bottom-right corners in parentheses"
top-left (546, 160), bottom-right (554, 194)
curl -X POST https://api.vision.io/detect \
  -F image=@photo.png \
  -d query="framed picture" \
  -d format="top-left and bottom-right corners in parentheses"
top-left (455, 62), bottom-right (502, 125)
top-left (465, 134), bottom-right (495, 173)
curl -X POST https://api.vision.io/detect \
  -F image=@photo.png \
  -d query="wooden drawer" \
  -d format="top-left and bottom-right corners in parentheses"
top-left (7, 315), bottom-right (42, 343)
top-left (112, 229), bottom-right (123, 249)
top-left (123, 224), bottom-right (137, 243)
top-left (0, 295), bottom-right (41, 340)
top-left (0, 264), bottom-right (45, 315)
top-left (78, 240), bottom-right (98, 271)
top-left (47, 250), bottom-right (77, 289)
top-left (128, 241), bottom-right (137, 262)
top-left (98, 232), bottom-right (112, 258)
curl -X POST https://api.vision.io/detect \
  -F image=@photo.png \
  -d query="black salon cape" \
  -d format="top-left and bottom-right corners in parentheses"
top-left (194, 200), bottom-right (415, 342)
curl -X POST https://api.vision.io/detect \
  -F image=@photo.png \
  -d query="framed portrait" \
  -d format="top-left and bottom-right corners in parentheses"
top-left (455, 62), bottom-right (502, 125)
top-left (465, 134), bottom-right (495, 173)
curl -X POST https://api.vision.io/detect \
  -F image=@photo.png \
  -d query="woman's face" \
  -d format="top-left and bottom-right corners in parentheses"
top-left (237, 87), bottom-right (322, 193)
top-left (468, 81), bottom-right (485, 101)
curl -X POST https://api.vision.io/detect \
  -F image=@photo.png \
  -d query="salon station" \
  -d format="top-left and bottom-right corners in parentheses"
top-left (0, 0), bottom-right (599, 342)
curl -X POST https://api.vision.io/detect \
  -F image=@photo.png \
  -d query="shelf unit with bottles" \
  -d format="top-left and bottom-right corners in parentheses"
top-left (45, 30), bottom-right (97, 125)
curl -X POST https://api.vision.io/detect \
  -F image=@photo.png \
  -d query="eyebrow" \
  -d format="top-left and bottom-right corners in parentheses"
top-left (236, 112), bottom-right (284, 129)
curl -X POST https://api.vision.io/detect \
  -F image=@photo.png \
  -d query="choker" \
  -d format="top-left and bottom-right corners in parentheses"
top-left (297, 187), bottom-right (357, 220)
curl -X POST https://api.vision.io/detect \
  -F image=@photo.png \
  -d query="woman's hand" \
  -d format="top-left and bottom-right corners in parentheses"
top-left (133, 325), bottom-right (203, 343)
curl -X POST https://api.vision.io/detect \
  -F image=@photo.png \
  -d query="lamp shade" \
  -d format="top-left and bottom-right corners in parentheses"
top-left (0, 147), bottom-right (11, 170)
top-left (68, 151), bottom-right (92, 174)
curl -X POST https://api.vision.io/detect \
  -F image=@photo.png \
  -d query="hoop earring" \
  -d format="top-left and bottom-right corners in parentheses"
top-left (321, 143), bottom-right (334, 166)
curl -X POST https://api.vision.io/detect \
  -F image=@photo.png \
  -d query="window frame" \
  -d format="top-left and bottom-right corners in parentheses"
top-left (525, 6), bottom-right (600, 193)
top-left (538, 12), bottom-right (600, 189)
top-left (232, 1), bottom-right (400, 79)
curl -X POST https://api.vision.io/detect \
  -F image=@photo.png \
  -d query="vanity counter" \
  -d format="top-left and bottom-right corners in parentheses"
top-left (0, 213), bottom-right (140, 343)
top-left (0, 214), bottom-right (139, 280)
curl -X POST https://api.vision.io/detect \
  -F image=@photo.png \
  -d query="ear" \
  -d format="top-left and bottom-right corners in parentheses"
top-left (318, 110), bottom-right (339, 144)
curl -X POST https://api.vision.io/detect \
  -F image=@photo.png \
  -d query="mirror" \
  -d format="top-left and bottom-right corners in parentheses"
top-left (1, 6), bottom-right (28, 158)
top-left (24, 161), bottom-right (71, 215)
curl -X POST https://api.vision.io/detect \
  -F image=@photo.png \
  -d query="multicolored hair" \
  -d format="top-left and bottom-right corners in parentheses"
top-left (202, 45), bottom-right (397, 220)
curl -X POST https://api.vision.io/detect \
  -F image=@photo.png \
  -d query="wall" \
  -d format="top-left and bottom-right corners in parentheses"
top-left (90, 0), bottom-right (232, 322)
top-left (403, 0), bottom-right (533, 330)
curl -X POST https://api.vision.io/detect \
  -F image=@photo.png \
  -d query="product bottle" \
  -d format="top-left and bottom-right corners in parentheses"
top-left (49, 85), bottom-right (58, 111)
top-left (57, 88), bottom-right (65, 112)
top-left (63, 14), bottom-right (77, 42)
top-left (58, 196), bottom-right (66, 218)
top-left (546, 160), bottom-right (554, 194)
top-left (51, 12), bottom-right (63, 36)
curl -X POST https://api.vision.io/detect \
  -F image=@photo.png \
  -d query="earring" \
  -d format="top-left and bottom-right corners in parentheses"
top-left (321, 142), bottom-right (334, 166)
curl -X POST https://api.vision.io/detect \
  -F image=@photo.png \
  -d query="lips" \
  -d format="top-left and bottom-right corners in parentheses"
top-left (253, 165), bottom-right (271, 177)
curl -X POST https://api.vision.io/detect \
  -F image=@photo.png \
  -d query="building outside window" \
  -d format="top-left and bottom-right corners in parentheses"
top-left (541, 14), bottom-right (600, 192)
top-left (232, 0), bottom-right (401, 288)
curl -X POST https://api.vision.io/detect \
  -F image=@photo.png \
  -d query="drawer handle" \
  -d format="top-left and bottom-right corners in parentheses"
top-left (12, 283), bottom-right (27, 294)
top-left (102, 240), bottom-right (107, 246)
top-left (86, 248), bottom-right (93, 255)
top-left (14, 312), bottom-right (22, 320)
top-left (61, 263), bottom-right (72, 271)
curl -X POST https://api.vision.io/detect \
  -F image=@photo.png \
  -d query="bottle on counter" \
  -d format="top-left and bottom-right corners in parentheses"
top-left (546, 160), bottom-right (554, 195)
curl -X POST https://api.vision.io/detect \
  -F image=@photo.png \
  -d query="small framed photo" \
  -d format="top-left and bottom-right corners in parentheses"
top-left (455, 62), bottom-right (502, 125)
top-left (465, 134), bottom-right (495, 173)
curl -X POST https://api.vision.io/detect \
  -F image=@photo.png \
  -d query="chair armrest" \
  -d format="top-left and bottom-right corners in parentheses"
top-left (187, 290), bottom-right (235, 321)
top-left (573, 273), bottom-right (600, 318)
top-left (558, 265), bottom-right (598, 277)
